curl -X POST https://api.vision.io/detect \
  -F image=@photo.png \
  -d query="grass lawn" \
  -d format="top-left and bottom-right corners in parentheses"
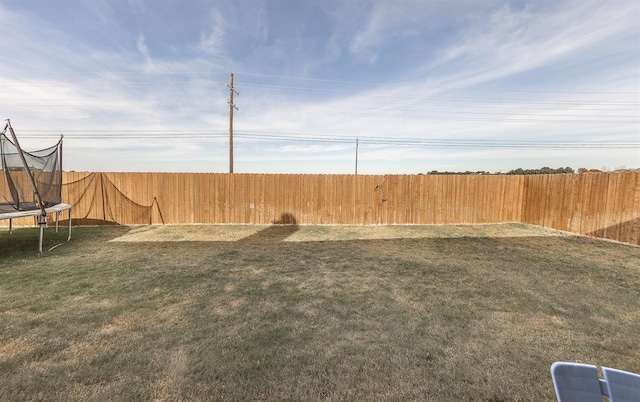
top-left (1, 223), bottom-right (639, 401)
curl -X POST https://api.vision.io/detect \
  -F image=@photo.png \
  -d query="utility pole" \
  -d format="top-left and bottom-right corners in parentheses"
top-left (355, 138), bottom-right (359, 175)
top-left (227, 72), bottom-right (239, 173)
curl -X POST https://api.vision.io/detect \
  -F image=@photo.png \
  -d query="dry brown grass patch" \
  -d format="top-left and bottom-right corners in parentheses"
top-left (0, 223), bottom-right (638, 401)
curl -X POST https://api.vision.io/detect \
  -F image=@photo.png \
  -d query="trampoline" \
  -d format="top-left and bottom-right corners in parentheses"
top-left (1, 119), bottom-right (72, 253)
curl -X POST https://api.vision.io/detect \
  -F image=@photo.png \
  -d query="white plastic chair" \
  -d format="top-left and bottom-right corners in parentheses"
top-left (603, 366), bottom-right (640, 402)
top-left (551, 362), bottom-right (640, 402)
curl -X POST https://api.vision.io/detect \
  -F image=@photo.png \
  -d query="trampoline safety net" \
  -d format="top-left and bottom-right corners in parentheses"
top-left (1, 122), bottom-right (63, 213)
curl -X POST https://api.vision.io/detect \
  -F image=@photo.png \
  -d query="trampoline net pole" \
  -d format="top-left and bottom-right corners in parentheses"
top-left (4, 119), bottom-right (47, 218)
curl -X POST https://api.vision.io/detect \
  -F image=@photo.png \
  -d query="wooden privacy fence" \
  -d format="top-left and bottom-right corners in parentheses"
top-left (59, 172), bottom-right (525, 226)
top-left (2, 171), bottom-right (639, 245)
top-left (522, 171), bottom-right (639, 245)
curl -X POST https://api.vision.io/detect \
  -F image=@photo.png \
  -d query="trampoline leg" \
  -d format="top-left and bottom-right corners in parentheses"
top-left (39, 223), bottom-right (44, 254)
top-left (9, 218), bottom-right (12, 234)
top-left (67, 207), bottom-right (72, 241)
top-left (38, 215), bottom-right (47, 254)
top-left (55, 211), bottom-right (59, 233)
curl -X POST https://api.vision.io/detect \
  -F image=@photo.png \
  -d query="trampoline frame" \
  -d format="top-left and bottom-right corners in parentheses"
top-left (0, 203), bottom-right (72, 253)
top-left (1, 119), bottom-right (71, 253)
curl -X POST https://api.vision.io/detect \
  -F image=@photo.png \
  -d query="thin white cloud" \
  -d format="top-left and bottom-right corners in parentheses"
top-left (426, 0), bottom-right (639, 88)
top-left (136, 34), bottom-right (150, 60)
top-left (198, 9), bottom-right (226, 56)
top-left (0, 0), bottom-right (637, 174)
top-left (127, 0), bottom-right (145, 14)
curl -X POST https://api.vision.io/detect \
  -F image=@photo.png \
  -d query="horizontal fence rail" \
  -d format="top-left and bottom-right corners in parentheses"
top-left (1, 171), bottom-right (638, 245)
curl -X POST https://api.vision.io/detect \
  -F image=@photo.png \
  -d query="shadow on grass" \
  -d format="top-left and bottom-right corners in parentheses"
top-left (62, 218), bottom-right (120, 226)
top-left (237, 212), bottom-right (299, 244)
top-left (0, 225), bottom-right (132, 257)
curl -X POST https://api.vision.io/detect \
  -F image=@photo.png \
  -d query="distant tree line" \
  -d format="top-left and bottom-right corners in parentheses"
top-left (505, 166), bottom-right (574, 175)
top-left (425, 170), bottom-right (493, 175)
top-left (576, 167), bottom-right (603, 173)
top-left (426, 167), bottom-right (576, 175)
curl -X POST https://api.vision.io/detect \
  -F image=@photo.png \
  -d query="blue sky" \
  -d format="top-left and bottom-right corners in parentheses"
top-left (1, 0), bottom-right (638, 174)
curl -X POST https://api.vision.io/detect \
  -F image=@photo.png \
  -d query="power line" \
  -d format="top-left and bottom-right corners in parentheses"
top-left (238, 83), bottom-right (639, 106)
top-left (13, 128), bottom-right (639, 149)
top-left (303, 110), bottom-right (638, 124)
top-left (240, 92), bottom-right (640, 110)
top-left (234, 131), bottom-right (640, 149)
top-left (232, 71), bottom-right (639, 95)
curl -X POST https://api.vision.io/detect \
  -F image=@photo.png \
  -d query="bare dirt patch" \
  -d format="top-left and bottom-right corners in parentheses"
top-left (110, 222), bottom-right (574, 243)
